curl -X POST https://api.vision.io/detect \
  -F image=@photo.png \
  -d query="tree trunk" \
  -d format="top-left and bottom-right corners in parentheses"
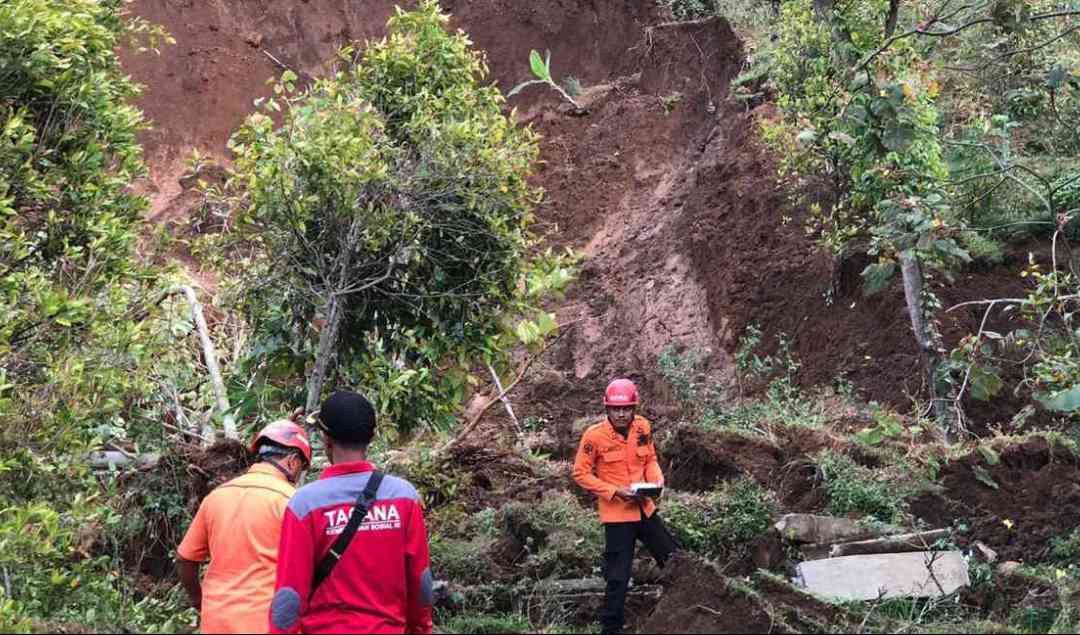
top-left (885, 0), bottom-right (902, 37)
top-left (305, 290), bottom-right (346, 416)
top-left (172, 285), bottom-right (235, 444)
top-left (899, 254), bottom-right (954, 440)
top-left (304, 216), bottom-right (364, 418)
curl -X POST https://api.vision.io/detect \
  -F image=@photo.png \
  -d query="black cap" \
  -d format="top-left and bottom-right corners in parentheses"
top-left (318, 391), bottom-right (376, 446)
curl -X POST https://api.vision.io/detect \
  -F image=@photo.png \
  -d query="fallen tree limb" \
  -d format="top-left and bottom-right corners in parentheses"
top-left (169, 285), bottom-right (235, 444)
top-left (168, 287), bottom-right (232, 440)
top-left (828, 528), bottom-right (951, 558)
top-left (88, 451), bottom-right (161, 470)
top-left (487, 362), bottom-right (522, 443)
top-left (441, 325), bottom-right (573, 454)
top-left (801, 529), bottom-right (952, 560)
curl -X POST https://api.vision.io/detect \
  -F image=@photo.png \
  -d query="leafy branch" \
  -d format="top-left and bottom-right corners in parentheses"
top-left (508, 49), bottom-right (582, 110)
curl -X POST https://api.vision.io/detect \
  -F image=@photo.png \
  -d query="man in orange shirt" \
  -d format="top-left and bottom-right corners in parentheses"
top-left (176, 420), bottom-right (311, 634)
top-left (572, 379), bottom-right (679, 635)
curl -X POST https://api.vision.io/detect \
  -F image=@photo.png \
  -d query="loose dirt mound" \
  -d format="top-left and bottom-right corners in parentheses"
top-left (513, 17), bottom-right (748, 437)
top-left (641, 553), bottom-right (854, 634)
top-left (661, 425), bottom-right (781, 491)
top-left (911, 437), bottom-right (1080, 563)
top-left (123, 0), bottom-right (656, 215)
top-left (447, 444), bottom-right (569, 511)
top-left (658, 423), bottom-right (872, 510)
top-left (117, 439), bottom-right (253, 576)
top-left (962, 568), bottom-right (1061, 623)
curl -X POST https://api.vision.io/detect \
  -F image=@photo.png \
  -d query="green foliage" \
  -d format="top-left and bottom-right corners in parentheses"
top-left (508, 49), bottom-right (582, 109)
top-left (499, 492), bottom-right (604, 579)
top-left (0, 0), bottom-right (157, 432)
top-left (225, 1), bottom-right (549, 434)
top-left (768, 0), bottom-right (963, 279)
top-left (430, 534), bottom-right (497, 586)
top-left (660, 337), bottom-right (831, 435)
top-left (1050, 529), bottom-right (1080, 565)
top-left (853, 403), bottom-right (920, 446)
top-left (949, 255), bottom-right (1080, 416)
top-left (658, 0), bottom-right (715, 21)
top-left (760, 0), bottom-right (1080, 427)
top-left (388, 448), bottom-right (474, 510)
top-left (437, 611), bottom-right (536, 634)
top-left (662, 478), bottom-right (775, 558)
top-left (658, 346), bottom-right (712, 408)
top-left (734, 323), bottom-right (766, 376)
top-left (815, 450), bottom-right (908, 523)
top-left (0, 3), bottom-right (204, 630)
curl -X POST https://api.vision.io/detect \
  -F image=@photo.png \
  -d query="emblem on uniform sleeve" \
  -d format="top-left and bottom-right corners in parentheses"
top-left (583, 441), bottom-right (595, 455)
top-left (637, 432), bottom-right (650, 446)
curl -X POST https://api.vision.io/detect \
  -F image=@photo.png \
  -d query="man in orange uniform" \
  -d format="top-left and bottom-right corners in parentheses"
top-left (572, 378), bottom-right (679, 635)
top-left (176, 420), bottom-right (311, 633)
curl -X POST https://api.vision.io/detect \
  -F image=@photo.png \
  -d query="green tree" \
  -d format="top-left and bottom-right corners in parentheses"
top-left (765, 0), bottom-right (963, 433)
top-left (762, 0), bottom-right (1080, 435)
top-left (0, 1), bottom-right (199, 630)
top-left (225, 1), bottom-right (545, 434)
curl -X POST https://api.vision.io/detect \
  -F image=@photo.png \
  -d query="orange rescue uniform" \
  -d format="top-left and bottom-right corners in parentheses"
top-left (177, 463), bottom-right (296, 634)
top-left (572, 416), bottom-right (664, 523)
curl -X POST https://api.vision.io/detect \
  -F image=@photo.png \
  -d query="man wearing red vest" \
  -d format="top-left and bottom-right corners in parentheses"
top-left (269, 391), bottom-right (432, 634)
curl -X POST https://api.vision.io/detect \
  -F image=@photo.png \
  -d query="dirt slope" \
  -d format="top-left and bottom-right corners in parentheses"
top-left (122, 0), bottom-right (1038, 443)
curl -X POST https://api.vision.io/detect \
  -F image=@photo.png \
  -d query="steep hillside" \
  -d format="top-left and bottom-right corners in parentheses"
top-left (121, 0), bottom-right (1039, 433)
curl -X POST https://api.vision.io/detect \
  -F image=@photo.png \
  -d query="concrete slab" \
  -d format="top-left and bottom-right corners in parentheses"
top-left (795, 551), bottom-right (970, 601)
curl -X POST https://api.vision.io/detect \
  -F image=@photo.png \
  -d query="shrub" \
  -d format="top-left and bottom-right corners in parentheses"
top-left (1050, 529), bottom-right (1080, 565)
top-left (430, 535), bottom-right (498, 586)
top-left (814, 450), bottom-right (907, 523)
top-left (662, 478), bottom-right (775, 558)
top-left (437, 611), bottom-right (535, 634)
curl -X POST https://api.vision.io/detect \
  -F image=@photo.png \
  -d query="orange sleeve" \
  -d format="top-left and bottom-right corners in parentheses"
top-left (176, 498), bottom-right (210, 562)
top-left (572, 429), bottom-right (617, 501)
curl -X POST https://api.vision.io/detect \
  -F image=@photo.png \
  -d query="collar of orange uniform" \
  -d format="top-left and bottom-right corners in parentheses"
top-left (602, 416), bottom-right (644, 441)
top-left (248, 462), bottom-right (291, 482)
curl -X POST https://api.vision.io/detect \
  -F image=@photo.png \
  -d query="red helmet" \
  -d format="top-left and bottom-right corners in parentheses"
top-left (604, 378), bottom-right (640, 407)
top-left (251, 420), bottom-right (312, 466)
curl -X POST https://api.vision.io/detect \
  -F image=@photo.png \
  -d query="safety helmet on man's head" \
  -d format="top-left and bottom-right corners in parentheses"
top-left (604, 378), bottom-right (639, 407)
top-left (250, 420), bottom-right (312, 466)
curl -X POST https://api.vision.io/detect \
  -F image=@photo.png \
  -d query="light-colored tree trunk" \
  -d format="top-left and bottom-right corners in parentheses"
top-left (171, 285), bottom-right (234, 444)
top-left (305, 290), bottom-right (346, 416)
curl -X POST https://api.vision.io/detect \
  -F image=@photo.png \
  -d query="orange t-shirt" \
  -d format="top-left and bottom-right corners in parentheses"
top-left (177, 463), bottom-right (296, 634)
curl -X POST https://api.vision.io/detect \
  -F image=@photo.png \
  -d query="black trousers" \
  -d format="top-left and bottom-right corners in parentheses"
top-left (601, 512), bottom-right (679, 634)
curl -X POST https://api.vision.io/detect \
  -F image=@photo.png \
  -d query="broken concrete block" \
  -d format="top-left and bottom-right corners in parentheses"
top-left (774, 514), bottom-right (899, 544)
top-left (796, 551), bottom-right (970, 601)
